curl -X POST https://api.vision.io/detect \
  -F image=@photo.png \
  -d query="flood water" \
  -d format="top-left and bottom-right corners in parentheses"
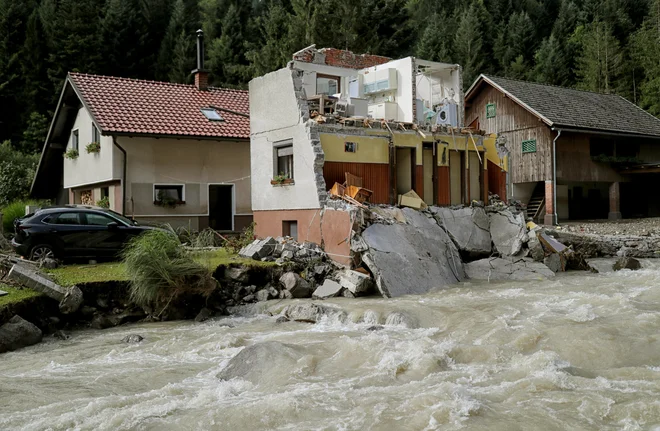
top-left (3, 259), bottom-right (660, 430)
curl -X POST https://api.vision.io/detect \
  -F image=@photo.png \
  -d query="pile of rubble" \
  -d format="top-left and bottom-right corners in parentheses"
top-left (239, 236), bottom-right (325, 263)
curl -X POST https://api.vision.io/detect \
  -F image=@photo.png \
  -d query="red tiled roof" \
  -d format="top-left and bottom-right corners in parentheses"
top-left (68, 73), bottom-right (249, 139)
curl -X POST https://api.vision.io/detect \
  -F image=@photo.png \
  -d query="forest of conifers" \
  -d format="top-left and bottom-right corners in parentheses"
top-left (1, 0), bottom-right (660, 155)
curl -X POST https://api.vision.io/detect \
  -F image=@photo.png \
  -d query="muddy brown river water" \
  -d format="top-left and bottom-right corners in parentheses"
top-left (2, 259), bottom-right (660, 430)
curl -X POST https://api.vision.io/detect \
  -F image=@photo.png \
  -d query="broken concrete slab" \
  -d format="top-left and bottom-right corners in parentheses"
top-left (431, 206), bottom-right (492, 258)
top-left (489, 210), bottom-right (527, 256)
top-left (312, 279), bottom-right (343, 299)
top-left (338, 269), bottom-right (375, 295)
top-left (239, 237), bottom-right (277, 260)
top-left (544, 253), bottom-right (562, 273)
top-left (465, 257), bottom-right (555, 281)
top-left (361, 209), bottom-right (465, 298)
top-left (7, 263), bottom-right (83, 313)
top-left (0, 290), bottom-right (7, 297)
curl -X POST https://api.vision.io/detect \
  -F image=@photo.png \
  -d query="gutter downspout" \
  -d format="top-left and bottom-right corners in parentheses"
top-left (551, 128), bottom-right (562, 225)
top-left (112, 137), bottom-right (127, 216)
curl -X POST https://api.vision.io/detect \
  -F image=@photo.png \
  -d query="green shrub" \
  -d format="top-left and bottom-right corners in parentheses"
top-left (122, 229), bottom-right (217, 309)
top-left (96, 196), bottom-right (110, 208)
top-left (1, 199), bottom-right (43, 235)
top-left (225, 222), bottom-right (256, 253)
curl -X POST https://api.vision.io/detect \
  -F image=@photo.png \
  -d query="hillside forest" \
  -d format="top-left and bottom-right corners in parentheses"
top-left (1, 0), bottom-right (660, 205)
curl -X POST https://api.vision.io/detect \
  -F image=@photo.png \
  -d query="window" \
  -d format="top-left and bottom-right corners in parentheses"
top-left (486, 103), bottom-right (496, 119)
top-left (50, 212), bottom-right (81, 225)
top-left (201, 108), bottom-right (223, 121)
top-left (101, 187), bottom-right (109, 199)
top-left (316, 75), bottom-right (339, 96)
top-left (72, 130), bottom-right (79, 151)
top-left (345, 142), bottom-right (357, 153)
top-left (92, 125), bottom-right (100, 143)
top-left (522, 139), bottom-right (537, 153)
top-left (85, 213), bottom-right (116, 226)
top-left (154, 184), bottom-right (184, 203)
top-left (275, 143), bottom-right (294, 180)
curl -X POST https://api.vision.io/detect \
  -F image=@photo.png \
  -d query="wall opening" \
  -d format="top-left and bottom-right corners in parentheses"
top-left (209, 184), bottom-right (233, 231)
top-left (395, 147), bottom-right (415, 195)
top-left (469, 152), bottom-right (481, 202)
top-left (282, 220), bottom-right (298, 240)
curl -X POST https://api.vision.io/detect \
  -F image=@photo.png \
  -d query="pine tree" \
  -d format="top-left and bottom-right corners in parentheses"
top-left (245, 1), bottom-right (292, 78)
top-left (454, 4), bottom-right (485, 90)
top-left (157, 0), bottom-right (199, 81)
top-left (168, 30), bottom-right (195, 84)
top-left (415, 12), bottom-right (453, 62)
top-left (208, 3), bottom-right (251, 87)
top-left (574, 20), bottom-right (623, 94)
top-left (630, 0), bottom-right (660, 114)
top-left (101, 0), bottom-right (147, 78)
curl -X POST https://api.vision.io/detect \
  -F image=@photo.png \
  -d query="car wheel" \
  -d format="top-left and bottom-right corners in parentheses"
top-left (29, 244), bottom-right (56, 261)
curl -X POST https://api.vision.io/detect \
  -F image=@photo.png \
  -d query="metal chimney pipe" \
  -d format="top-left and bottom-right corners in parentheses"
top-left (196, 29), bottom-right (204, 71)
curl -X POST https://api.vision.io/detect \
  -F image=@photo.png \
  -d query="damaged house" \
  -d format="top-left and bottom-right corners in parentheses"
top-left (31, 31), bottom-right (252, 231)
top-left (466, 75), bottom-right (660, 224)
top-left (249, 46), bottom-right (507, 265)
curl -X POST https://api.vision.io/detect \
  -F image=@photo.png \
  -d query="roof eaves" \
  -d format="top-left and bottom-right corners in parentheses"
top-left (481, 75), bottom-right (554, 127)
top-left (66, 73), bottom-right (106, 135)
top-left (31, 79), bottom-right (74, 195)
top-left (550, 123), bottom-right (660, 139)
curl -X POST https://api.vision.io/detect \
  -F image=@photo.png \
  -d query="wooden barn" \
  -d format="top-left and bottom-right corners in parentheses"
top-left (465, 75), bottom-right (660, 224)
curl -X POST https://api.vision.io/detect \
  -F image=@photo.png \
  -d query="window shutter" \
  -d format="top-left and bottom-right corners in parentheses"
top-left (277, 146), bottom-right (293, 157)
top-left (522, 139), bottom-right (537, 153)
top-left (486, 103), bottom-right (496, 118)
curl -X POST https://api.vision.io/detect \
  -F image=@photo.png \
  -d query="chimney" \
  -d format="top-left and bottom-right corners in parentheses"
top-left (192, 29), bottom-right (209, 91)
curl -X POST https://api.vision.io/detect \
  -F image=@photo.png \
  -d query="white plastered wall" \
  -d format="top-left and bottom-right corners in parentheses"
top-left (292, 61), bottom-right (358, 97)
top-left (63, 106), bottom-right (117, 188)
top-left (249, 68), bottom-right (321, 211)
top-left (360, 57), bottom-right (414, 123)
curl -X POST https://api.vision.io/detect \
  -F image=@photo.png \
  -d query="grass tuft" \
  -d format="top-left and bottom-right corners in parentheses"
top-left (1, 200), bottom-right (44, 235)
top-left (121, 230), bottom-right (217, 307)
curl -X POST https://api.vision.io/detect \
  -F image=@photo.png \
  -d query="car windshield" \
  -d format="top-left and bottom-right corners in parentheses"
top-left (105, 210), bottom-right (139, 226)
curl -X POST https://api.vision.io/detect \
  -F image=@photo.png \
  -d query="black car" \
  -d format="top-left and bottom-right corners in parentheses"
top-left (11, 205), bottom-right (155, 260)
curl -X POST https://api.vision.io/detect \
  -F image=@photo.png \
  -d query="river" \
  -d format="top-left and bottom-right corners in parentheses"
top-left (2, 259), bottom-right (660, 430)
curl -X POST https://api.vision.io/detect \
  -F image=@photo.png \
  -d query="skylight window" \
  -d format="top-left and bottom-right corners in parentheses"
top-left (201, 108), bottom-right (223, 121)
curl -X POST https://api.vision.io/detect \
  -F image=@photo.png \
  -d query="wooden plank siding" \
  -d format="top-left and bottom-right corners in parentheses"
top-left (488, 160), bottom-right (507, 199)
top-left (556, 132), bottom-right (625, 183)
top-left (466, 84), bottom-right (553, 183)
top-left (323, 162), bottom-right (390, 204)
top-left (415, 165), bottom-right (424, 201)
top-left (437, 166), bottom-right (450, 205)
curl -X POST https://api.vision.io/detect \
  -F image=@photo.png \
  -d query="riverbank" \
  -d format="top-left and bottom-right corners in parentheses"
top-left (3, 259), bottom-right (660, 430)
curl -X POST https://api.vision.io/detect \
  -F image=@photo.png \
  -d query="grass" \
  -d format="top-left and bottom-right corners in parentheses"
top-left (1, 199), bottom-right (45, 234)
top-left (44, 249), bottom-right (275, 287)
top-left (0, 283), bottom-right (43, 308)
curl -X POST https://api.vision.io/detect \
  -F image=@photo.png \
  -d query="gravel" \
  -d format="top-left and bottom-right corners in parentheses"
top-left (557, 218), bottom-right (660, 237)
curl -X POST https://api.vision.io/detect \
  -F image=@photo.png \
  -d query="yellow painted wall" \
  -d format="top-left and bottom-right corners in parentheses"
top-left (320, 130), bottom-right (507, 172)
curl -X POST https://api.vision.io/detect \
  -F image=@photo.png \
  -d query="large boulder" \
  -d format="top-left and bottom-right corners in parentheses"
top-left (217, 341), bottom-right (308, 385)
top-left (488, 210), bottom-right (527, 256)
top-left (0, 315), bottom-right (43, 353)
top-left (279, 272), bottom-right (312, 298)
top-left (465, 257), bottom-right (555, 281)
top-left (361, 209), bottom-right (465, 297)
top-left (613, 257), bottom-right (642, 271)
top-left (431, 206), bottom-right (492, 258)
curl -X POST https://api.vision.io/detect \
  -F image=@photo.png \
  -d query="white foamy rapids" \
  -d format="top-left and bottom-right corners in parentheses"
top-left (3, 261), bottom-right (660, 430)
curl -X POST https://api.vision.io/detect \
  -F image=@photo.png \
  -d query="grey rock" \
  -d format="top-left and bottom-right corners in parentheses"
top-left (273, 243), bottom-right (284, 257)
top-left (275, 316), bottom-right (288, 324)
top-left (338, 269), bottom-right (375, 295)
top-left (216, 341), bottom-right (305, 384)
top-left (528, 236), bottom-right (545, 262)
top-left (279, 290), bottom-right (293, 299)
top-left (489, 210), bottom-right (527, 256)
top-left (361, 209), bottom-right (465, 297)
top-left (122, 334), bottom-right (144, 343)
top-left (80, 306), bottom-right (97, 318)
top-left (53, 330), bottom-right (70, 340)
top-left (367, 325), bottom-right (384, 331)
top-left (466, 257), bottom-right (555, 281)
top-left (544, 253), bottom-right (562, 273)
top-left (279, 272), bottom-right (312, 298)
top-left (0, 315), bottom-right (42, 353)
top-left (312, 279), bottom-right (343, 299)
top-left (613, 257), bottom-right (642, 271)
top-left (41, 258), bottom-right (59, 269)
top-left (431, 206), bottom-right (492, 257)
top-left (195, 307), bottom-right (213, 322)
top-left (239, 237), bottom-right (277, 260)
top-left (281, 250), bottom-right (295, 260)
top-left (342, 289), bottom-right (355, 298)
top-left (224, 266), bottom-right (250, 283)
top-left (255, 289), bottom-right (270, 302)
top-left (283, 302), bottom-right (347, 323)
top-left (91, 309), bottom-right (146, 329)
top-left (242, 294), bottom-right (255, 302)
top-left (313, 263), bottom-right (333, 277)
top-left (7, 263), bottom-right (83, 314)
top-left (384, 312), bottom-right (418, 329)
top-left (350, 234), bottom-right (369, 253)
